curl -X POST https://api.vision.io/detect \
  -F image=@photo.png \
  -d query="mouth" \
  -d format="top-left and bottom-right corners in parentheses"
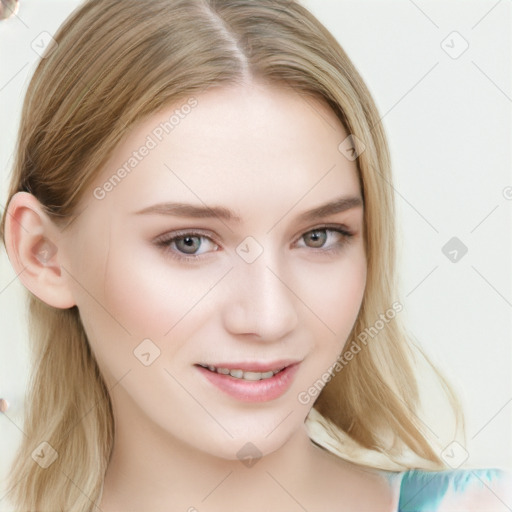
top-left (196, 363), bottom-right (286, 381)
top-left (194, 360), bottom-right (301, 402)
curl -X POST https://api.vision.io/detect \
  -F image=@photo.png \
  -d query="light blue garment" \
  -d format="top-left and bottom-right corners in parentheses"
top-left (381, 467), bottom-right (512, 511)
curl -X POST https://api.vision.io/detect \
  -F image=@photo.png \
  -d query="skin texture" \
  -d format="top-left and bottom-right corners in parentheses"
top-left (5, 81), bottom-right (395, 511)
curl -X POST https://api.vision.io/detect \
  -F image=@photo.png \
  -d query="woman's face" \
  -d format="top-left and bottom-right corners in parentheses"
top-left (60, 81), bottom-right (366, 459)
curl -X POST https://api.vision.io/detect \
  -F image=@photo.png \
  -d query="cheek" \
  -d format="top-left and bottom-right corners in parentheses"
top-left (295, 249), bottom-right (367, 342)
top-left (99, 243), bottom-right (230, 342)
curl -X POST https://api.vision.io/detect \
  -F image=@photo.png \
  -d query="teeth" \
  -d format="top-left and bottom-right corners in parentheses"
top-left (200, 364), bottom-right (284, 381)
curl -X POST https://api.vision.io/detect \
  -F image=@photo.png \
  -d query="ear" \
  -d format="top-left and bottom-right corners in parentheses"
top-left (4, 191), bottom-right (76, 309)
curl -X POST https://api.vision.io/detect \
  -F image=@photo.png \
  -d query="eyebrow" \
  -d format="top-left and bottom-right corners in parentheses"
top-left (133, 195), bottom-right (363, 223)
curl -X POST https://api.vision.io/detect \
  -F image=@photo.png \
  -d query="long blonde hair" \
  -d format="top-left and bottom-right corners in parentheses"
top-left (0, 0), bottom-right (463, 510)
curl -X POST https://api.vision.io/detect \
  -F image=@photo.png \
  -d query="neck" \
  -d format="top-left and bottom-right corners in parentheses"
top-left (98, 395), bottom-right (322, 511)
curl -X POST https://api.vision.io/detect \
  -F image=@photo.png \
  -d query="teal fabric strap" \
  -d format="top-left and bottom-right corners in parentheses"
top-left (397, 468), bottom-right (507, 512)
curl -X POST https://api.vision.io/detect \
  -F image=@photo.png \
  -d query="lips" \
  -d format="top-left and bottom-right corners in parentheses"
top-left (195, 360), bottom-right (301, 402)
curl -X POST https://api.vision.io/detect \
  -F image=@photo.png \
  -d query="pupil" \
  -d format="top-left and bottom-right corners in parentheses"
top-left (308, 230), bottom-right (326, 247)
top-left (179, 236), bottom-right (200, 254)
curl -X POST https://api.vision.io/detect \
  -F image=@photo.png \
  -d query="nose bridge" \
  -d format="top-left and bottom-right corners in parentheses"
top-left (222, 243), bottom-right (299, 339)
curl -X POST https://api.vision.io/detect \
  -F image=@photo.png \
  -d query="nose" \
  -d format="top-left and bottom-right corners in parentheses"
top-left (221, 249), bottom-right (299, 341)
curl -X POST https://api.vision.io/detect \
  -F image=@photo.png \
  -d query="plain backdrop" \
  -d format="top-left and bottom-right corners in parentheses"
top-left (1, 0), bottom-right (511, 507)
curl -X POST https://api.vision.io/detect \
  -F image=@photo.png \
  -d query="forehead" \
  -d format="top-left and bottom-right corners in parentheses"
top-left (84, 82), bottom-right (361, 219)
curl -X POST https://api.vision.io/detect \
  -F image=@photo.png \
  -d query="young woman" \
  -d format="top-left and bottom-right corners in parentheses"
top-left (1, 0), bottom-right (510, 510)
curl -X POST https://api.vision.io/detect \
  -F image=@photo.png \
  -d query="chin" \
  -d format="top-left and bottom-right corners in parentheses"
top-left (200, 415), bottom-right (304, 462)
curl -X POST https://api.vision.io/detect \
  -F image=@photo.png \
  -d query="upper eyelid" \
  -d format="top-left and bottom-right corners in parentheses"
top-left (153, 228), bottom-right (217, 246)
top-left (297, 223), bottom-right (354, 236)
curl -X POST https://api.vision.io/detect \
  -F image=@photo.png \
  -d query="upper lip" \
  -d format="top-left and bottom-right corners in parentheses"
top-left (196, 359), bottom-right (301, 372)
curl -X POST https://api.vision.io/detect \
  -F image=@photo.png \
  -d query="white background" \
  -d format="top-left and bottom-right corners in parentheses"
top-left (1, 1), bottom-right (511, 508)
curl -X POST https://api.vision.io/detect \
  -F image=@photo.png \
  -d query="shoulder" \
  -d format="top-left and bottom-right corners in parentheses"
top-left (308, 443), bottom-right (398, 511)
top-left (380, 467), bottom-right (512, 512)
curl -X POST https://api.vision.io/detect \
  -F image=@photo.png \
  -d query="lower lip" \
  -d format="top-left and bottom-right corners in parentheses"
top-left (196, 363), bottom-right (300, 402)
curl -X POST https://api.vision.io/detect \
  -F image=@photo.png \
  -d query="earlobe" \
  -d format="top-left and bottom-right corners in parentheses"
top-left (4, 191), bottom-right (76, 309)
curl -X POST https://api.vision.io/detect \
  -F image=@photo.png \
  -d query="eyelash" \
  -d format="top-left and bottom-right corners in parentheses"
top-left (154, 224), bottom-right (355, 264)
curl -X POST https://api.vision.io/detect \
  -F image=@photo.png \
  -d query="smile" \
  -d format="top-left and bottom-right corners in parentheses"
top-left (195, 361), bottom-right (301, 402)
top-left (197, 364), bottom-right (285, 381)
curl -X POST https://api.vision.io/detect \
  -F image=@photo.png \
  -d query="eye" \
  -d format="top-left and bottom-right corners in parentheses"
top-left (172, 234), bottom-right (214, 255)
top-left (295, 225), bottom-right (354, 253)
top-left (154, 230), bottom-right (219, 262)
top-left (154, 224), bottom-right (355, 263)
